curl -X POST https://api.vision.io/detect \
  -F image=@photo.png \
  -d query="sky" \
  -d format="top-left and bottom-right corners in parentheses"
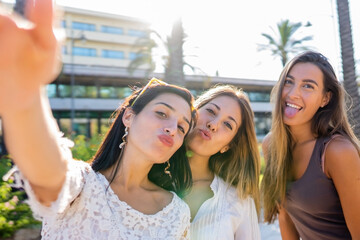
top-left (6, 0), bottom-right (360, 81)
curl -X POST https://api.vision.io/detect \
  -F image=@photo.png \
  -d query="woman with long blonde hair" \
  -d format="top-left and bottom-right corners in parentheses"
top-left (261, 51), bottom-right (360, 239)
top-left (184, 85), bottom-right (261, 240)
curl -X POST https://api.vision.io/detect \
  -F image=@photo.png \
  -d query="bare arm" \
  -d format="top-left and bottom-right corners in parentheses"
top-left (0, 0), bottom-right (66, 205)
top-left (325, 138), bottom-right (360, 239)
top-left (278, 207), bottom-right (300, 240)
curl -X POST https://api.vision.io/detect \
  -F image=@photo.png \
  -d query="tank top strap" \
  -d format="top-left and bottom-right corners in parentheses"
top-left (320, 134), bottom-right (343, 173)
top-left (307, 136), bottom-right (328, 173)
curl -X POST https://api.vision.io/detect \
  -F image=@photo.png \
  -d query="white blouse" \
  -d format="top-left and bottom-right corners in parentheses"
top-left (8, 137), bottom-right (190, 240)
top-left (190, 176), bottom-right (260, 240)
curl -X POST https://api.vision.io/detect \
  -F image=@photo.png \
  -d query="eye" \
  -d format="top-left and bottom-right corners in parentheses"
top-left (303, 84), bottom-right (314, 89)
top-left (224, 122), bottom-right (233, 130)
top-left (156, 111), bottom-right (167, 118)
top-left (206, 108), bottom-right (216, 115)
top-left (284, 79), bottom-right (293, 85)
top-left (178, 125), bottom-right (185, 134)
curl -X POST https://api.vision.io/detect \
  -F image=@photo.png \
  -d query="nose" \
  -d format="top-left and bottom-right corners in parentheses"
top-left (164, 120), bottom-right (177, 136)
top-left (287, 84), bottom-right (301, 99)
top-left (206, 119), bottom-right (218, 132)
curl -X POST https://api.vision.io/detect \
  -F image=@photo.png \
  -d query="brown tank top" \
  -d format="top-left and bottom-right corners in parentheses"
top-left (285, 136), bottom-right (351, 240)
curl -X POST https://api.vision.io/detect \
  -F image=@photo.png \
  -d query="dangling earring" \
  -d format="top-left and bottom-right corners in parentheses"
top-left (119, 127), bottom-right (129, 149)
top-left (164, 161), bottom-right (172, 178)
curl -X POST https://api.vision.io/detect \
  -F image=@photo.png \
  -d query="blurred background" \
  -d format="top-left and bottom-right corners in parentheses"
top-left (0, 0), bottom-right (359, 238)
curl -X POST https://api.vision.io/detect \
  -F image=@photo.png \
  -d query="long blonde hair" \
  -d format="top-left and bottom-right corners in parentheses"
top-left (261, 51), bottom-right (360, 223)
top-left (195, 85), bottom-right (261, 217)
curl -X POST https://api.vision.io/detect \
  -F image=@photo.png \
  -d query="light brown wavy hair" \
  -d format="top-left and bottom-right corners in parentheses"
top-left (194, 85), bottom-right (261, 217)
top-left (261, 50), bottom-right (360, 223)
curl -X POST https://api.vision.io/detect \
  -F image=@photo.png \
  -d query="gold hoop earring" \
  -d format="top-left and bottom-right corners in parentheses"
top-left (164, 161), bottom-right (172, 178)
top-left (119, 127), bottom-right (129, 149)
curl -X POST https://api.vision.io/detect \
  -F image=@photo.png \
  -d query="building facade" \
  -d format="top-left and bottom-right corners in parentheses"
top-left (0, 4), bottom-right (275, 142)
top-left (51, 6), bottom-right (275, 140)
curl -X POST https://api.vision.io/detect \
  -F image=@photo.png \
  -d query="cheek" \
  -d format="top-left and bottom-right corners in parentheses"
top-left (281, 88), bottom-right (289, 98)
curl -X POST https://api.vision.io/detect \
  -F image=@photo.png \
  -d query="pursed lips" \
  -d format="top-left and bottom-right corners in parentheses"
top-left (199, 129), bottom-right (211, 140)
top-left (158, 134), bottom-right (174, 147)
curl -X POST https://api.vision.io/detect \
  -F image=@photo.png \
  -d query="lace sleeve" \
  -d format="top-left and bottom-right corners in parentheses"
top-left (2, 133), bottom-right (89, 221)
top-left (176, 196), bottom-right (191, 240)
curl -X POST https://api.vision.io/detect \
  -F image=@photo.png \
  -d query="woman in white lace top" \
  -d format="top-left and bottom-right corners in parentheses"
top-left (184, 85), bottom-right (261, 239)
top-left (0, 1), bottom-right (196, 239)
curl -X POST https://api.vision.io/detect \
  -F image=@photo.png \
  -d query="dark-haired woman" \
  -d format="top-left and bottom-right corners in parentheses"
top-left (0, 1), bottom-right (196, 239)
top-left (261, 51), bottom-right (360, 239)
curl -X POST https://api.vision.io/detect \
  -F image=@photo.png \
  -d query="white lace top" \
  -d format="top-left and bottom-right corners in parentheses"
top-left (190, 176), bottom-right (260, 240)
top-left (7, 138), bottom-right (190, 239)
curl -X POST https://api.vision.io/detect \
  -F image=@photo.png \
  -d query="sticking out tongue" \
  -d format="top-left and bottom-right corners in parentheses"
top-left (284, 106), bottom-right (300, 118)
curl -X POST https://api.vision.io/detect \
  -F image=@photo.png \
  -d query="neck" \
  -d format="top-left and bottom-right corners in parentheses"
top-left (103, 145), bottom-right (153, 190)
top-left (289, 123), bottom-right (316, 144)
top-left (189, 153), bottom-right (213, 182)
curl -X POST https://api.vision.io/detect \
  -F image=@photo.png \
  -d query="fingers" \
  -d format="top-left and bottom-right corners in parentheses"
top-left (27, 0), bottom-right (55, 48)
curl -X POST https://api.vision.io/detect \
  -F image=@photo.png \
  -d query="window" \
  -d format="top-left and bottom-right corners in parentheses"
top-left (46, 84), bottom-right (57, 98)
top-left (61, 20), bottom-right (66, 28)
top-left (247, 91), bottom-right (270, 102)
top-left (58, 84), bottom-right (71, 98)
top-left (101, 25), bottom-right (123, 35)
top-left (100, 86), bottom-right (132, 98)
top-left (61, 46), bottom-right (67, 55)
top-left (72, 22), bottom-right (96, 31)
top-left (73, 47), bottom-right (97, 57)
top-left (129, 52), bottom-right (141, 60)
top-left (101, 50), bottom-right (124, 59)
top-left (128, 29), bottom-right (147, 37)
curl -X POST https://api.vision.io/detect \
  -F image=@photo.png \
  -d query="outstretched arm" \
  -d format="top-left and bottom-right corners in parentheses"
top-left (0, 0), bottom-right (66, 206)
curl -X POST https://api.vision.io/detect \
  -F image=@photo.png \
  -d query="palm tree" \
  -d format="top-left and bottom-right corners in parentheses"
top-left (128, 18), bottom-right (199, 87)
top-left (164, 18), bottom-right (185, 86)
top-left (13, 0), bottom-right (26, 17)
top-left (258, 19), bottom-right (313, 66)
top-left (336, 0), bottom-right (360, 137)
top-left (127, 30), bottom-right (160, 78)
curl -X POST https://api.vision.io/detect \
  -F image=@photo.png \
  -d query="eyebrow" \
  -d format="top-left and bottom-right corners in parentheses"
top-left (287, 75), bottom-right (319, 86)
top-left (155, 102), bottom-right (190, 126)
top-left (209, 103), bottom-right (238, 126)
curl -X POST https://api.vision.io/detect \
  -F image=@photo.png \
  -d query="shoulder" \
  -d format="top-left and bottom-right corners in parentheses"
top-left (262, 132), bottom-right (272, 149)
top-left (261, 132), bottom-right (272, 161)
top-left (170, 192), bottom-right (191, 217)
top-left (68, 159), bottom-right (93, 175)
top-left (325, 135), bottom-right (360, 178)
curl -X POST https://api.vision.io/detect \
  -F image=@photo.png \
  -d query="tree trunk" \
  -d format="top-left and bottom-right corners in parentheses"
top-left (336, 0), bottom-right (360, 138)
top-left (165, 18), bottom-right (185, 86)
top-left (13, 0), bottom-right (26, 17)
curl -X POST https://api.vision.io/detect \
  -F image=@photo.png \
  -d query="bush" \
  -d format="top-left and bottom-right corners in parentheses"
top-left (0, 156), bottom-right (41, 238)
top-left (71, 134), bottom-right (103, 161)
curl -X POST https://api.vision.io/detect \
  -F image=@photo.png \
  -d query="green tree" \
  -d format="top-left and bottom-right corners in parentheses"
top-left (336, 0), bottom-right (360, 138)
top-left (127, 30), bottom-right (160, 78)
top-left (164, 18), bottom-right (185, 86)
top-left (128, 18), bottom-right (198, 86)
top-left (259, 19), bottom-right (313, 66)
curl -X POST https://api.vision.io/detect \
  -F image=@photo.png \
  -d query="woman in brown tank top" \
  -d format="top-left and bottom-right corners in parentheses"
top-left (261, 51), bottom-right (360, 239)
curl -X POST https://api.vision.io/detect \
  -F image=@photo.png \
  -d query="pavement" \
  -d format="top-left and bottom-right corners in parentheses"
top-left (260, 219), bottom-right (281, 240)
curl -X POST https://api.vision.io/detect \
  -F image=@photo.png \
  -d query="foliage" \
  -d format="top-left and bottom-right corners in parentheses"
top-left (258, 19), bottom-right (313, 66)
top-left (128, 19), bottom-right (203, 85)
top-left (336, 0), bottom-right (360, 138)
top-left (0, 156), bottom-right (41, 238)
top-left (71, 134), bottom-right (103, 161)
